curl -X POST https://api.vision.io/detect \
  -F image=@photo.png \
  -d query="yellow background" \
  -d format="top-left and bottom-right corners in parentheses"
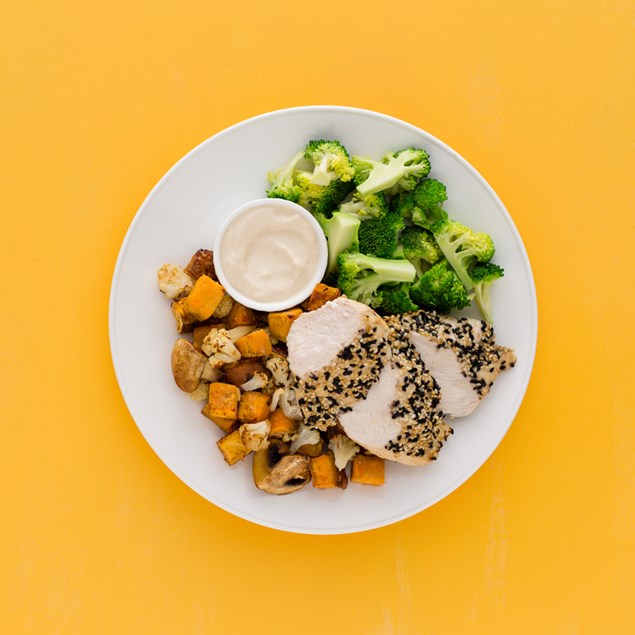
top-left (2, 1), bottom-right (634, 633)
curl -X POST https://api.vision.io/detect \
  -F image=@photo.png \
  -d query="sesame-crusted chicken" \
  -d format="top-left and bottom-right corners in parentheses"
top-left (338, 326), bottom-right (453, 466)
top-left (288, 297), bottom-right (392, 431)
top-left (385, 311), bottom-right (516, 418)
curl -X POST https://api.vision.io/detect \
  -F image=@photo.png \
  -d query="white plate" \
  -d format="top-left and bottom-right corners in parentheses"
top-left (109, 106), bottom-right (537, 534)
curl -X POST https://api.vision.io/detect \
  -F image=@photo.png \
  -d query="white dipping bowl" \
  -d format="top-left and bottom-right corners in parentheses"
top-left (213, 198), bottom-right (328, 312)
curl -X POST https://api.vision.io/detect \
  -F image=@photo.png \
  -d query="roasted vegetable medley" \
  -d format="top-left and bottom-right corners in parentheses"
top-left (158, 249), bottom-right (385, 494)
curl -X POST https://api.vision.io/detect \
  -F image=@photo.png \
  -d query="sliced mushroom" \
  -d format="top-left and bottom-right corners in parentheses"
top-left (171, 338), bottom-right (207, 392)
top-left (252, 440), bottom-right (311, 495)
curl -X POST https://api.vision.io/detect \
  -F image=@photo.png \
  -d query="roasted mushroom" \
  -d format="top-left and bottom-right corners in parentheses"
top-left (171, 338), bottom-right (207, 392)
top-left (252, 440), bottom-right (311, 495)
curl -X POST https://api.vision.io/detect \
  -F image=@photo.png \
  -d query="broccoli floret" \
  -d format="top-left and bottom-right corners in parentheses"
top-left (400, 226), bottom-right (443, 276)
top-left (378, 283), bottom-right (419, 315)
top-left (337, 191), bottom-right (389, 219)
top-left (336, 252), bottom-right (416, 308)
top-left (469, 262), bottom-right (504, 324)
top-left (304, 139), bottom-right (355, 186)
top-left (358, 208), bottom-right (405, 258)
top-left (431, 219), bottom-right (495, 291)
top-left (314, 211), bottom-right (361, 278)
top-left (295, 171), bottom-right (354, 216)
top-left (410, 261), bottom-right (471, 313)
top-left (266, 150), bottom-right (305, 202)
top-left (392, 179), bottom-right (448, 230)
top-left (353, 147), bottom-right (431, 196)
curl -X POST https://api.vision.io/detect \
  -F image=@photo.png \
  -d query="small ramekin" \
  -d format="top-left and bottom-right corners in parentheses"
top-left (213, 198), bottom-right (328, 312)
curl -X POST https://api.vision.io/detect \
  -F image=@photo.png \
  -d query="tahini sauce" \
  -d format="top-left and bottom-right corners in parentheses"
top-left (219, 203), bottom-right (321, 303)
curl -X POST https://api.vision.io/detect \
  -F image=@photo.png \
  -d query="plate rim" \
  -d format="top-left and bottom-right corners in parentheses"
top-left (109, 105), bottom-right (538, 534)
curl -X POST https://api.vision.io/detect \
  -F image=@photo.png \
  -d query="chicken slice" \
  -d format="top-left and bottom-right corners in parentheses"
top-left (339, 325), bottom-right (452, 466)
top-left (287, 297), bottom-right (391, 431)
top-left (386, 311), bottom-right (516, 418)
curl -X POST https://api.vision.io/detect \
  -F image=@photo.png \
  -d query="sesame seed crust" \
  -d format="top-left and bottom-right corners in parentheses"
top-left (295, 326), bottom-right (392, 431)
top-left (385, 310), bottom-right (516, 398)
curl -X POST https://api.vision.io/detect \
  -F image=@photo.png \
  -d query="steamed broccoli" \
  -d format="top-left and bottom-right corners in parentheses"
top-left (392, 179), bottom-right (448, 230)
top-left (431, 219), bottom-right (495, 291)
top-left (352, 147), bottom-right (431, 196)
top-left (400, 226), bottom-right (442, 276)
top-left (336, 252), bottom-right (416, 307)
top-left (358, 208), bottom-right (405, 258)
top-left (314, 212), bottom-right (361, 278)
top-left (266, 150), bottom-right (305, 202)
top-left (378, 283), bottom-right (419, 315)
top-left (295, 171), bottom-right (354, 216)
top-left (469, 262), bottom-right (504, 324)
top-left (304, 139), bottom-right (355, 186)
top-left (410, 261), bottom-right (471, 313)
top-left (337, 191), bottom-right (389, 219)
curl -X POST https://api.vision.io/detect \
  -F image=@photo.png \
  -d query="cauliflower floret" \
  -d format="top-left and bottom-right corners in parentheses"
top-left (290, 423), bottom-right (320, 453)
top-left (157, 264), bottom-right (194, 300)
top-left (202, 328), bottom-right (241, 368)
top-left (239, 420), bottom-right (270, 451)
top-left (328, 434), bottom-right (360, 470)
top-left (266, 356), bottom-right (293, 388)
top-left (240, 371), bottom-right (269, 392)
top-left (212, 293), bottom-right (234, 319)
top-left (270, 386), bottom-right (302, 420)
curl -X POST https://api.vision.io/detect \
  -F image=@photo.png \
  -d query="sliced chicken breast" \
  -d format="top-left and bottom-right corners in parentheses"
top-left (287, 297), bottom-right (392, 431)
top-left (386, 311), bottom-right (516, 418)
top-left (338, 324), bottom-right (452, 466)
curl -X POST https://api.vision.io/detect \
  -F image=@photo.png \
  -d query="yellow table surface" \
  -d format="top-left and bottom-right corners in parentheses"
top-left (2, 1), bottom-right (634, 633)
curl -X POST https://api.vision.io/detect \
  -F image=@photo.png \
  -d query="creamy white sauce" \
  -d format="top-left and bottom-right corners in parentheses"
top-left (219, 204), bottom-right (321, 303)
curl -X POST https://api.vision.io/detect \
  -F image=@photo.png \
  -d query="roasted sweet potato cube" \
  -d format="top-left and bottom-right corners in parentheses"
top-left (238, 391), bottom-right (271, 423)
top-left (296, 438), bottom-right (324, 457)
top-left (351, 454), bottom-right (385, 486)
top-left (201, 404), bottom-right (237, 433)
top-left (234, 329), bottom-right (272, 357)
top-left (307, 283), bottom-right (341, 311)
top-left (217, 429), bottom-right (250, 465)
top-left (310, 452), bottom-right (344, 489)
top-left (207, 382), bottom-right (241, 420)
top-left (267, 308), bottom-right (302, 342)
top-left (226, 302), bottom-right (258, 329)
top-left (182, 275), bottom-right (225, 321)
top-left (268, 408), bottom-right (300, 438)
top-left (223, 358), bottom-right (266, 387)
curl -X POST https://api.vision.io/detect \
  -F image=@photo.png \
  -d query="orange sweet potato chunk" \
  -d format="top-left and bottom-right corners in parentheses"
top-left (268, 408), bottom-right (300, 438)
top-left (307, 283), bottom-right (341, 311)
top-left (182, 275), bottom-right (225, 321)
top-left (237, 391), bottom-right (271, 423)
top-left (350, 454), bottom-right (385, 486)
top-left (207, 382), bottom-right (241, 420)
top-left (234, 329), bottom-right (272, 357)
top-left (226, 303), bottom-right (258, 329)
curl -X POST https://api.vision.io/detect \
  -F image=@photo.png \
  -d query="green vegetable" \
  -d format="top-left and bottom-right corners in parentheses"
top-left (336, 252), bottom-right (416, 308)
top-left (352, 147), bottom-right (431, 196)
top-left (392, 178), bottom-right (448, 230)
top-left (410, 261), bottom-right (471, 313)
top-left (431, 219), bottom-right (495, 291)
top-left (378, 283), bottom-right (419, 315)
top-left (266, 150), bottom-right (305, 202)
top-left (358, 208), bottom-right (405, 259)
top-left (295, 171), bottom-right (354, 216)
top-left (400, 226), bottom-right (442, 276)
top-left (314, 211), bottom-right (361, 278)
top-left (304, 139), bottom-right (355, 186)
top-left (469, 262), bottom-right (504, 324)
top-left (337, 191), bottom-right (389, 219)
